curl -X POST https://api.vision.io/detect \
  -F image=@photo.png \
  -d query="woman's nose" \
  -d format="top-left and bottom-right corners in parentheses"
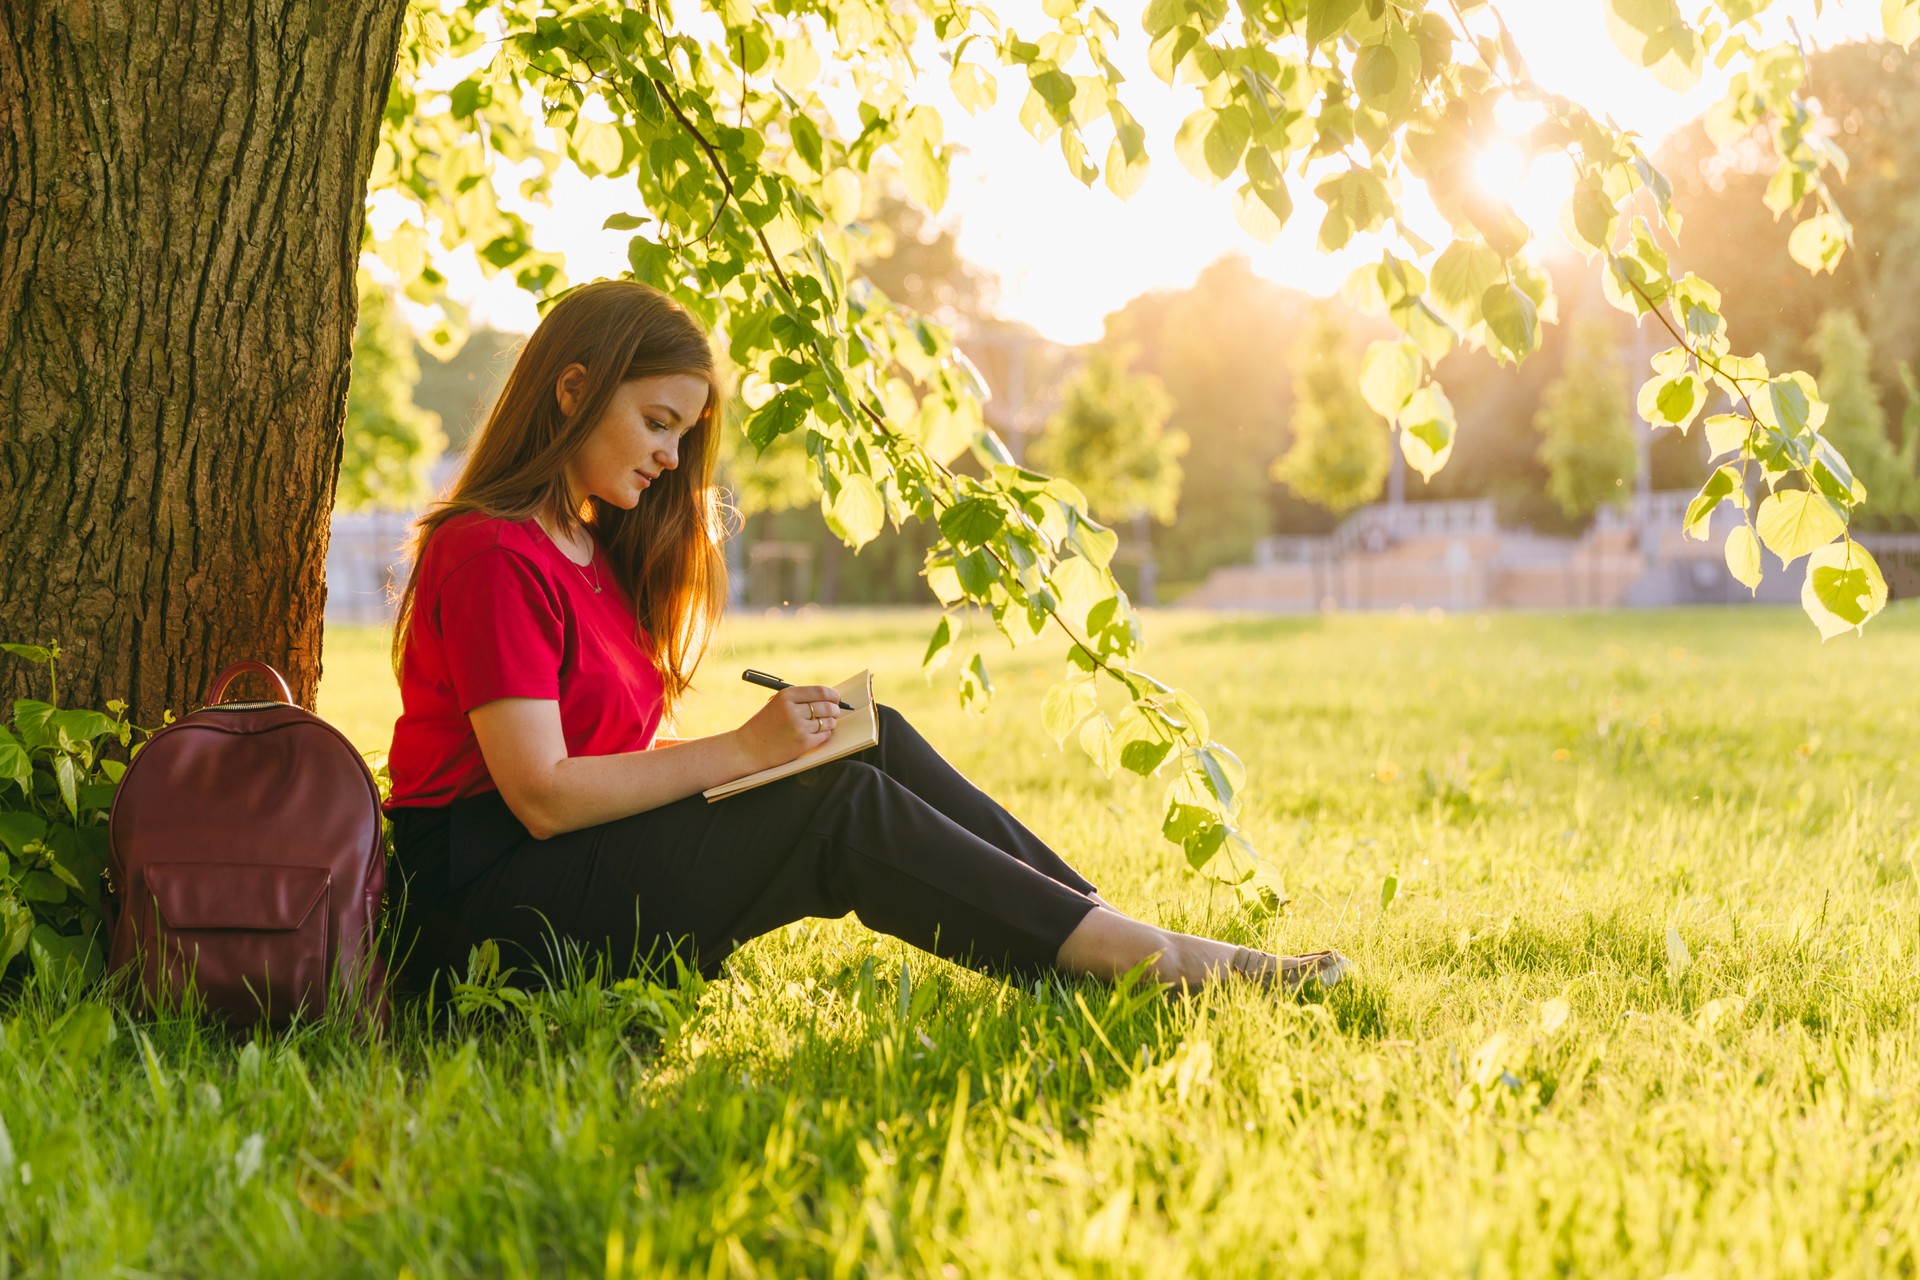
top-left (657, 436), bottom-right (679, 470)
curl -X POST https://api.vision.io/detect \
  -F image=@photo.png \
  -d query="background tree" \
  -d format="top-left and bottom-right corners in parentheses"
top-left (1533, 316), bottom-right (1639, 523)
top-left (1104, 256), bottom-right (1319, 583)
top-left (1272, 305), bottom-right (1390, 516)
top-left (411, 327), bottom-right (522, 454)
top-left (1026, 348), bottom-right (1185, 528)
top-left (1809, 309), bottom-right (1919, 529)
top-left (851, 188), bottom-right (998, 328)
top-left (336, 278), bottom-right (447, 513)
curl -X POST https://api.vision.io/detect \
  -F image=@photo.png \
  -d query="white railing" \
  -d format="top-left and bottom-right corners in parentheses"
top-left (326, 510), bottom-right (415, 624)
top-left (1594, 490), bottom-right (1695, 533)
top-left (1254, 499), bottom-right (1497, 565)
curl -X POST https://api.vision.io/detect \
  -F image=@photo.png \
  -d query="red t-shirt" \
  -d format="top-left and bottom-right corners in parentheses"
top-left (383, 511), bottom-right (666, 812)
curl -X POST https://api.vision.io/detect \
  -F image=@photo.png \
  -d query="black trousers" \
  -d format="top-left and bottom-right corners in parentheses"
top-left (385, 705), bottom-right (1102, 993)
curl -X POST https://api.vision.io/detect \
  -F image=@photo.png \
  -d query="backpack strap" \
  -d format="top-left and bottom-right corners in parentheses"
top-left (205, 661), bottom-right (293, 706)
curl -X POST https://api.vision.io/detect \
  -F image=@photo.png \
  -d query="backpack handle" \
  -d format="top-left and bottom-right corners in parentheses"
top-left (205, 661), bottom-right (293, 706)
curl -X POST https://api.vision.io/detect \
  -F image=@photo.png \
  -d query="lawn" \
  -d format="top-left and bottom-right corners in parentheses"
top-left (5, 605), bottom-right (1918, 1277)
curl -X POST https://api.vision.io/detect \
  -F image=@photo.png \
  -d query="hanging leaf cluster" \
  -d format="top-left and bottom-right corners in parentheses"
top-left (366, 0), bottom-right (1904, 890)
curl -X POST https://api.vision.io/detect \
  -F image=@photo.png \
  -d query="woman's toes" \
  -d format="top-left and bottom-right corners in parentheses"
top-left (1279, 949), bottom-right (1350, 990)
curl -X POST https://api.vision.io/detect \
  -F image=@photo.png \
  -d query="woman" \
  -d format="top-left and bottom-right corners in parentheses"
top-left (382, 279), bottom-right (1348, 999)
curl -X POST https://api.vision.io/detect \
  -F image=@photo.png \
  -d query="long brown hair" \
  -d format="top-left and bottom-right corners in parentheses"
top-left (390, 279), bottom-right (732, 725)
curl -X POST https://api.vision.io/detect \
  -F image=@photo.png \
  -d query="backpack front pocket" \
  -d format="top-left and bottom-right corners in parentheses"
top-left (136, 862), bottom-right (333, 1024)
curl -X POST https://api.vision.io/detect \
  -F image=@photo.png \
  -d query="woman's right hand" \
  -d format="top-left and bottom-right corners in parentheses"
top-left (733, 685), bottom-right (841, 771)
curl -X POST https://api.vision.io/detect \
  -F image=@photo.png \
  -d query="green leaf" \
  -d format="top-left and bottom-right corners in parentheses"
top-left (922, 615), bottom-right (954, 673)
top-left (1604, 0), bottom-right (1702, 90)
top-left (0, 644), bottom-right (52, 665)
top-left (1143, 0), bottom-right (1188, 39)
top-left (1360, 339), bottom-right (1423, 420)
top-left (954, 548), bottom-right (999, 597)
top-left (1429, 240), bottom-right (1502, 333)
top-left (900, 106), bottom-right (949, 214)
top-left (1078, 712), bottom-right (1119, 775)
top-left (12, 700), bottom-right (56, 752)
top-left (790, 114), bottom-right (824, 173)
top-left (959, 653), bottom-right (994, 715)
top-left (745, 389), bottom-right (810, 452)
top-left (1306, 0), bottom-right (1361, 46)
top-left (53, 753), bottom-right (78, 820)
top-left (1479, 283), bottom-right (1539, 365)
top-left (19, 868), bottom-right (65, 902)
top-left (1174, 105), bottom-right (1250, 183)
top-left (0, 810), bottom-right (46, 856)
top-left (1113, 707), bottom-right (1173, 777)
top-left (0, 728), bottom-right (29, 791)
top-left (949, 61), bottom-right (997, 115)
top-left (1758, 491), bottom-right (1843, 571)
top-left (1065, 511), bottom-right (1119, 569)
top-left (50, 709), bottom-right (116, 746)
top-left (1637, 371), bottom-right (1707, 432)
top-left (1189, 743), bottom-right (1245, 811)
top-left (826, 473), bottom-right (884, 550)
top-left (1725, 524), bottom-right (1763, 592)
top-left (1164, 802), bottom-right (1226, 870)
top-left (1811, 437), bottom-right (1864, 506)
top-left (1801, 540), bottom-right (1888, 638)
top-left (1755, 489), bottom-right (1847, 567)
top-left (1683, 466), bottom-right (1741, 541)
top-left (1314, 168), bottom-right (1389, 252)
top-left (1398, 385), bottom-right (1457, 480)
top-left (30, 925), bottom-right (102, 993)
top-left (1353, 44), bottom-right (1401, 106)
top-left (1232, 148), bottom-right (1292, 240)
top-left (938, 497), bottom-right (1007, 550)
top-left (924, 557), bottom-right (964, 606)
top-left (0, 898), bottom-right (30, 974)
top-left (1703, 413), bottom-right (1752, 459)
top-left (1564, 174), bottom-right (1619, 255)
top-left (1885, 0), bottom-right (1920, 50)
top-left (1041, 677), bottom-right (1097, 746)
top-left (1755, 372), bottom-right (1825, 436)
top-left (1787, 212), bottom-right (1848, 275)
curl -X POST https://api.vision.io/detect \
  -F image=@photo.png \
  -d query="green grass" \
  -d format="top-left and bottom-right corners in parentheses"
top-left (6, 605), bottom-right (1920, 1277)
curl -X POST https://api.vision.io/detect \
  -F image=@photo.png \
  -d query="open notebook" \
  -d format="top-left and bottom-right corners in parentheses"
top-left (702, 669), bottom-right (877, 802)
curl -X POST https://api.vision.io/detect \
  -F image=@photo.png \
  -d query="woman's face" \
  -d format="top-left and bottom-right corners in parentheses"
top-left (557, 365), bottom-right (710, 511)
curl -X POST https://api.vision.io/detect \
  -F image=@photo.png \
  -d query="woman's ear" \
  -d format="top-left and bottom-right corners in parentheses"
top-left (555, 363), bottom-right (588, 417)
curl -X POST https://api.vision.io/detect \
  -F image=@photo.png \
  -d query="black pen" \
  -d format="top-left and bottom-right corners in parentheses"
top-left (741, 668), bottom-right (854, 710)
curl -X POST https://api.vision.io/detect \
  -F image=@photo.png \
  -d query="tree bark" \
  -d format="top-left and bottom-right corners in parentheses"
top-left (0, 0), bottom-right (409, 722)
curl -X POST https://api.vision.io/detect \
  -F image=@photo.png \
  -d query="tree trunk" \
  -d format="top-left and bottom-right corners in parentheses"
top-left (0, 0), bottom-right (409, 722)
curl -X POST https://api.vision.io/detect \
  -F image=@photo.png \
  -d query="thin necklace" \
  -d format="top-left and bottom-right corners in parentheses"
top-left (570, 544), bottom-right (603, 594)
top-left (546, 518), bottom-right (602, 593)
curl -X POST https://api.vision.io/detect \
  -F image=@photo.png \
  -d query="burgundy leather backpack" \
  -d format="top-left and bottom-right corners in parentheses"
top-left (105, 661), bottom-right (388, 1027)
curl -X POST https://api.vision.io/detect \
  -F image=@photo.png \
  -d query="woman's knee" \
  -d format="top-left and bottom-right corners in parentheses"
top-left (831, 758), bottom-right (889, 792)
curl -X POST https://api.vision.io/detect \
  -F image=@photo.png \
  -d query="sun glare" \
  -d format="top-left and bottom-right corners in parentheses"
top-left (1466, 140), bottom-right (1576, 250)
top-left (1472, 141), bottom-right (1532, 202)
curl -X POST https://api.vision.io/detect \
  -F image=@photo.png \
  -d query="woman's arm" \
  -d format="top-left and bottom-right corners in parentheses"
top-left (469, 684), bottom-right (843, 840)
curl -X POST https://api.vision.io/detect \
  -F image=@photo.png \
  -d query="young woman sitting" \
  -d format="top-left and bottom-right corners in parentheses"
top-left (381, 279), bottom-right (1349, 1000)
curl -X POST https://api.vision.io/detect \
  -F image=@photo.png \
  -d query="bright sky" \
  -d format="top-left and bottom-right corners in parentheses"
top-left (386, 1), bottom-right (1886, 345)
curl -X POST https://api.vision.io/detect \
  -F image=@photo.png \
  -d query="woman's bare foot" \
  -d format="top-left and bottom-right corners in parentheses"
top-left (1054, 906), bottom-right (1347, 995)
